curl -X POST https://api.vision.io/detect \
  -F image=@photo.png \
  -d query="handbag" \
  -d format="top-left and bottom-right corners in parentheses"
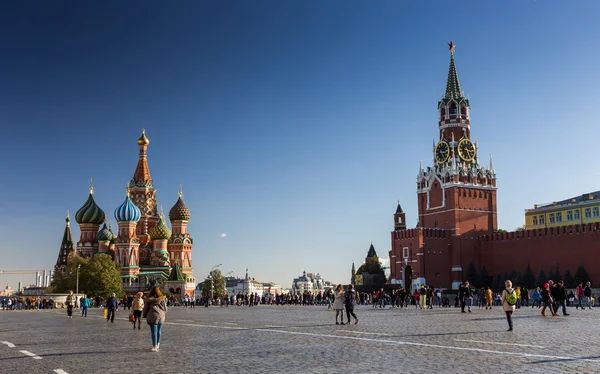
top-left (128, 313), bottom-right (135, 322)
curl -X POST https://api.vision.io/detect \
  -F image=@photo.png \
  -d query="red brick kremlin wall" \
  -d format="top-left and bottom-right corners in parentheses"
top-left (391, 223), bottom-right (600, 289)
top-left (479, 223), bottom-right (600, 285)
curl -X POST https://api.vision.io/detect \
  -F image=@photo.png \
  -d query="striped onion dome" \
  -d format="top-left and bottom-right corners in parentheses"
top-left (169, 194), bottom-right (191, 221)
top-left (149, 216), bottom-right (171, 241)
top-left (114, 195), bottom-right (141, 223)
top-left (75, 191), bottom-right (106, 225)
top-left (97, 222), bottom-right (115, 241)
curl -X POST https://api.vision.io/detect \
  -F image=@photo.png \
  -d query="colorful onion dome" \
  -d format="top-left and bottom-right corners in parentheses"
top-left (114, 195), bottom-right (141, 223)
top-left (97, 222), bottom-right (116, 241)
top-left (137, 129), bottom-right (150, 146)
top-left (169, 193), bottom-right (191, 221)
top-left (149, 216), bottom-right (171, 241)
top-left (75, 189), bottom-right (106, 225)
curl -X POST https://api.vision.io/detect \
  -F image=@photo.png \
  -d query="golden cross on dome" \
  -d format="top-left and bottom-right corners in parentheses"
top-left (448, 41), bottom-right (456, 54)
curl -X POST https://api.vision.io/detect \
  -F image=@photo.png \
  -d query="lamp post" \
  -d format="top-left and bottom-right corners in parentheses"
top-left (76, 264), bottom-right (81, 296)
top-left (207, 265), bottom-right (221, 306)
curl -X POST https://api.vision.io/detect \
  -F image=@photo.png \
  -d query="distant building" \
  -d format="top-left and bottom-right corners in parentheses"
top-left (0, 285), bottom-right (15, 297)
top-left (291, 271), bottom-right (333, 294)
top-left (525, 191), bottom-right (600, 230)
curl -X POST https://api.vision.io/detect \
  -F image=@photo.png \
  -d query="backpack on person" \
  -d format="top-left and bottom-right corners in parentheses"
top-left (505, 289), bottom-right (517, 306)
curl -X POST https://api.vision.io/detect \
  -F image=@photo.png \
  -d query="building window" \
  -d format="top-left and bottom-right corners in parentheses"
top-left (585, 208), bottom-right (591, 219)
top-left (403, 247), bottom-right (409, 258)
top-left (549, 213), bottom-right (555, 223)
top-left (533, 216), bottom-right (538, 225)
top-left (567, 211), bottom-right (573, 221)
top-left (539, 215), bottom-right (545, 225)
top-left (574, 210), bottom-right (580, 220)
top-left (594, 207), bottom-right (599, 217)
top-left (556, 212), bottom-right (562, 222)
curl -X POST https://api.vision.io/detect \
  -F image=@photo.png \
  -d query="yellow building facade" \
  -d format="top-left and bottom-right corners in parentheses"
top-left (525, 192), bottom-right (600, 229)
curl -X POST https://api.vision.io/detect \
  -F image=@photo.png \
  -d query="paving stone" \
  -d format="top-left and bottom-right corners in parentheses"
top-left (0, 305), bottom-right (598, 373)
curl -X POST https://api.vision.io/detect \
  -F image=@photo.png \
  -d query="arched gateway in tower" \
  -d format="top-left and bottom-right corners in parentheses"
top-left (389, 42), bottom-right (497, 290)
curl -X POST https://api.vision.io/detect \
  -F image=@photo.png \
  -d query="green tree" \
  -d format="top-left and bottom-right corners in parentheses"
top-left (466, 263), bottom-right (478, 287)
top-left (52, 253), bottom-right (124, 299)
top-left (536, 267), bottom-right (547, 288)
top-left (522, 263), bottom-right (536, 289)
top-left (201, 269), bottom-right (226, 299)
top-left (493, 273), bottom-right (502, 289)
top-left (356, 258), bottom-right (386, 287)
top-left (574, 265), bottom-right (591, 284)
top-left (478, 266), bottom-right (490, 287)
top-left (563, 269), bottom-right (575, 288)
top-left (554, 263), bottom-right (562, 282)
top-left (515, 225), bottom-right (526, 231)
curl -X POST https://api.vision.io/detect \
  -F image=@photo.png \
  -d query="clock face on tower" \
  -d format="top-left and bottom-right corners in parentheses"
top-left (435, 140), bottom-right (450, 164)
top-left (457, 138), bottom-right (476, 162)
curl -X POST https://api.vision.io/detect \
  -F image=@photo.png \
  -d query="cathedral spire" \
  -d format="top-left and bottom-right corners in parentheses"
top-left (131, 129), bottom-right (153, 187)
top-left (445, 41), bottom-right (462, 99)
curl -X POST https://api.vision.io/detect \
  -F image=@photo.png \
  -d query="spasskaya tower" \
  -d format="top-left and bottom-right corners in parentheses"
top-left (417, 41), bottom-right (497, 236)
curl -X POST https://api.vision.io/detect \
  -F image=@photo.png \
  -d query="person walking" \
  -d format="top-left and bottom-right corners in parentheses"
top-left (554, 281), bottom-right (569, 316)
top-left (143, 286), bottom-right (168, 352)
top-left (65, 290), bottom-right (75, 319)
top-left (344, 284), bottom-right (359, 325)
top-left (540, 283), bottom-right (558, 317)
top-left (80, 294), bottom-right (90, 317)
top-left (105, 293), bottom-right (118, 323)
top-left (333, 284), bottom-right (345, 325)
top-left (501, 280), bottom-right (516, 331)
top-left (485, 286), bottom-right (493, 310)
top-left (131, 292), bottom-right (144, 329)
top-left (575, 282), bottom-right (585, 309)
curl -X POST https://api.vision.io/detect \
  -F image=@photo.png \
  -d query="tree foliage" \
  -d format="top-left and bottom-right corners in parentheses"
top-left (201, 269), bottom-right (226, 299)
top-left (563, 269), bottom-right (575, 288)
top-left (574, 265), bottom-right (590, 284)
top-left (52, 253), bottom-right (124, 299)
top-left (536, 267), bottom-right (547, 288)
top-left (548, 268), bottom-right (555, 283)
top-left (522, 263), bottom-right (536, 289)
top-left (356, 258), bottom-right (385, 277)
top-left (478, 266), bottom-right (490, 287)
top-left (466, 263), bottom-right (478, 287)
top-left (554, 263), bottom-right (562, 282)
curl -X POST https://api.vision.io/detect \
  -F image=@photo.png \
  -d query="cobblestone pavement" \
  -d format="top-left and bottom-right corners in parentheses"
top-left (1, 305), bottom-right (600, 373)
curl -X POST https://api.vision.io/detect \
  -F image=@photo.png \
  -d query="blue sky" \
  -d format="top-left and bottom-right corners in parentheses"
top-left (1, 1), bottom-right (599, 290)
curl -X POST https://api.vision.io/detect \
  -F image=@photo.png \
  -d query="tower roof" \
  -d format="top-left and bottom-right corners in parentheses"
top-left (130, 129), bottom-right (153, 188)
top-left (75, 188), bottom-right (106, 225)
top-left (169, 192), bottom-right (191, 222)
top-left (149, 215), bottom-right (171, 241)
top-left (445, 41), bottom-right (462, 99)
top-left (395, 201), bottom-right (404, 214)
top-left (56, 213), bottom-right (74, 268)
top-left (168, 262), bottom-right (186, 281)
top-left (367, 243), bottom-right (377, 258)
top-left (97, 222), bottom-right (116, 241)
top-left (114, 195), bottom-right (141, 223)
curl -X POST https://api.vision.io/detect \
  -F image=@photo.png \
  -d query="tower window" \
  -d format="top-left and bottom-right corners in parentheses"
top-left (460, 104), bottom-right (467, 116)
top-left (450, 102), bottom-right (457, 115)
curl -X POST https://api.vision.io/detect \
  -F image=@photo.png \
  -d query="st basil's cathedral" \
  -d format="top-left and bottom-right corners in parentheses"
top-left (54, 130), bottom-right (196, 296)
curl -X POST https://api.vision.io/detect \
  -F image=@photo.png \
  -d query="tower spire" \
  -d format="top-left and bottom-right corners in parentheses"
top-left (445, 41), bottom-right (462, 99)
top-left (131, 129), bottom-right (153, 187)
